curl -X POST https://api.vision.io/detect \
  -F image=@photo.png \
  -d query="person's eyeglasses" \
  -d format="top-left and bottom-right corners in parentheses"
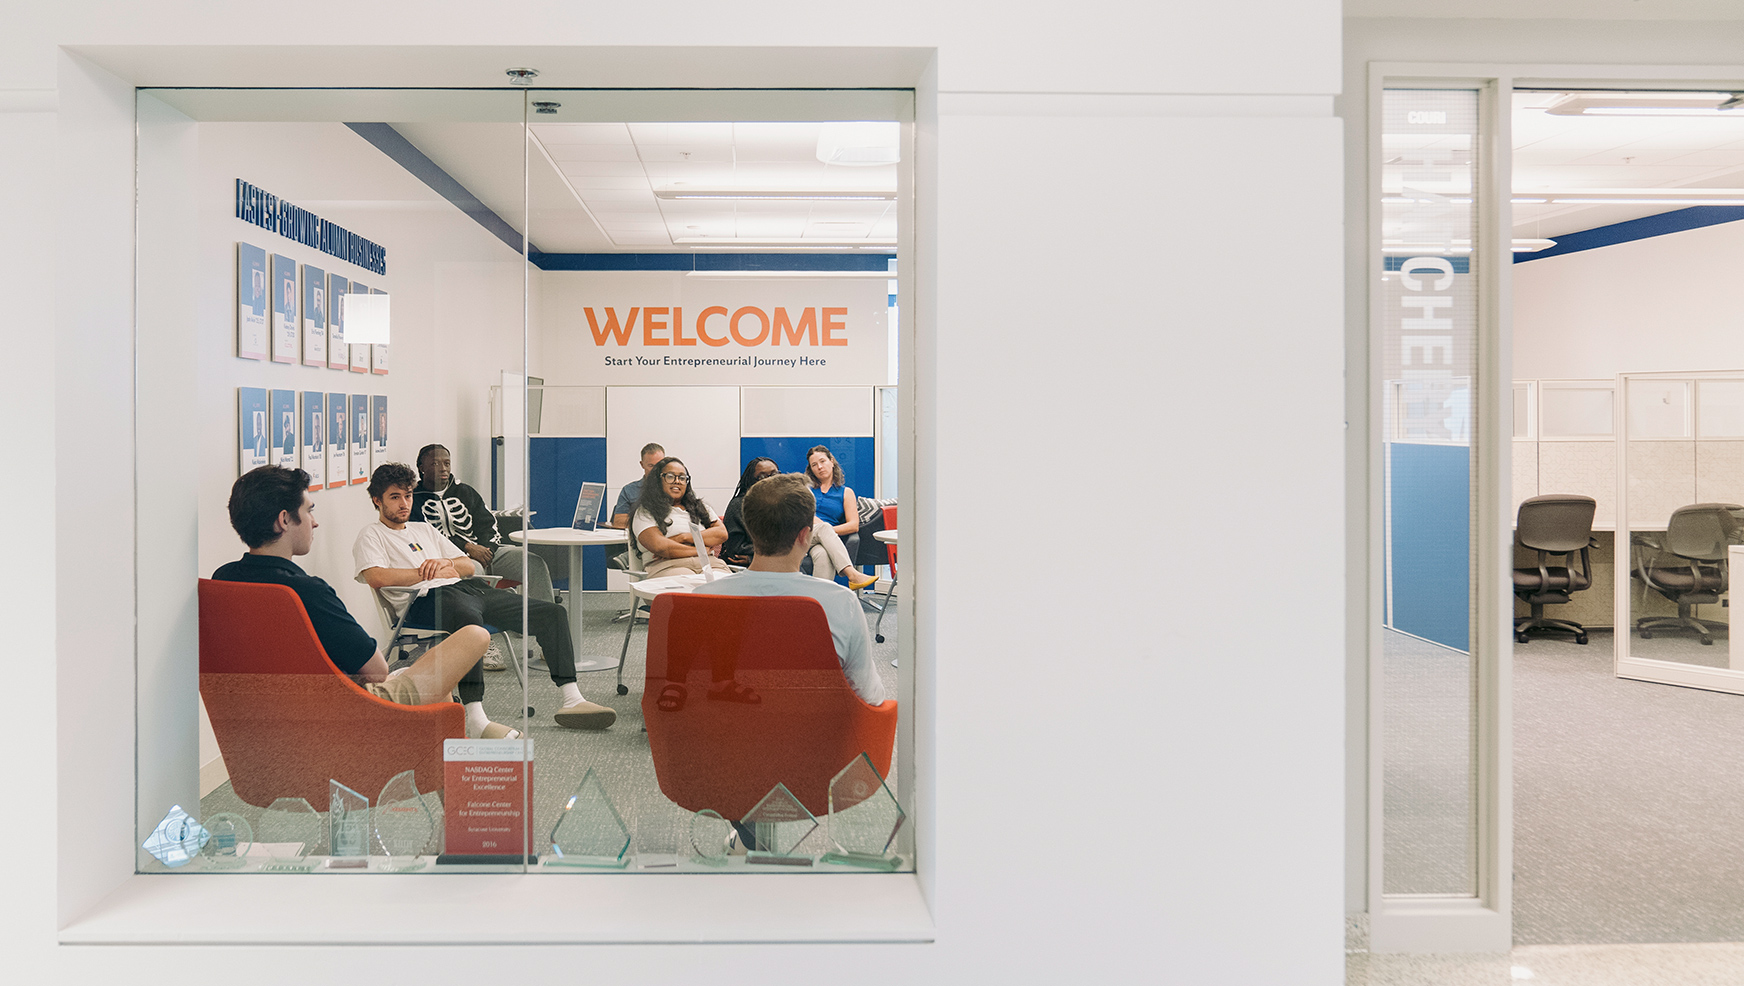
top-left (661, 472), bottom-right (689, 483)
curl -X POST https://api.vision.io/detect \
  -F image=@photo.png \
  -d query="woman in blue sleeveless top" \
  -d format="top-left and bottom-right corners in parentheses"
top-left (807, 445), bottom-right (876, 590)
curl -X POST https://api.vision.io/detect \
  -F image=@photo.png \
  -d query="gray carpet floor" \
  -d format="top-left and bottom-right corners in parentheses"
top-left (1515, 628), bottom-right (1744, 944)
top-left (1385, 625), bottom-right (1744, 944)
top-left (200, 588), bottom-right (904, 865)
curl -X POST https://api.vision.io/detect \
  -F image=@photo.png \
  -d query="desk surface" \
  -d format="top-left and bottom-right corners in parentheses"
top-left (507, 527), bottom-right (626, 546)
top-left (629, 572), bottom-right (716, 599)
top-left (874, 529), bottom-right (897, 544)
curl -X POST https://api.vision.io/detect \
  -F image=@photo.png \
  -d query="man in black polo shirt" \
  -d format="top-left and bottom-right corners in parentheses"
top-left (212, 465), bottom-right (493, 728)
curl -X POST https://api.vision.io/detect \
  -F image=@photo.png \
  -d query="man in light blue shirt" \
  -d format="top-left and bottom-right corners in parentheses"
top-left (693, 473), bottom-right (886, 705)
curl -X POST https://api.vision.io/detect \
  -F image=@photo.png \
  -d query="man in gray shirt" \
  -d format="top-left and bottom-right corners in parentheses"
top-left (609, 442), bottom-right (665, 529)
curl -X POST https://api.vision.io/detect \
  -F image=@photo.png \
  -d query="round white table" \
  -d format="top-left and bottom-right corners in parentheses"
top-left (874, 529), bottom-right (897, 545)
top-left (508, 527), bottom-right (631, 673)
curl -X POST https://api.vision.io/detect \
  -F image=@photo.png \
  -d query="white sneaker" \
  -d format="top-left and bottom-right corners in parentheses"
top-left (482, 640), bottom-right (506, 671)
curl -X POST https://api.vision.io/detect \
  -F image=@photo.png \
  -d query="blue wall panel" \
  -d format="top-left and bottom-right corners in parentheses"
top-left (529, 436), bottom-right (608, 591)
top-left (1388, 442), bottom-right (1470, 652)
top-left (739, 436), bottom-right (877, 496)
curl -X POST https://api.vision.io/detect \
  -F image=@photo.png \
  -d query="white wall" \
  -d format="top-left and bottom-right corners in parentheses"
top-left (14, 5), bottom-right (1349, 984)
top-left (1515, 221), bottom-right (1744, 380)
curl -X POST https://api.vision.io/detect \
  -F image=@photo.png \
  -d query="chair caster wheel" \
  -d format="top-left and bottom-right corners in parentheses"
top-left (527, 706), bottom-right (536, 717)
top-left (1576, 634), bottom-right (1588, 645)
top-left (1641, 630), bottom-right (1653, 639)
top-left (617, 683), bottom-right (629, 696)
top-left (875, 634), bottom-right (885, 643)
top-left (1702, 636), bottom-right (1714, 646)
top-left (1514, 633), bottom-right (1528, 644)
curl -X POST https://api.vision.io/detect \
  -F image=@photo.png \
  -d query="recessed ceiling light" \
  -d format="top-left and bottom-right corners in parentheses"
top-left (654, 186), bottom-right (895, 201)
top-left (816, 122), bottom-right (900, 167)
top-left (1545, 92), bottom-right (1743, 117)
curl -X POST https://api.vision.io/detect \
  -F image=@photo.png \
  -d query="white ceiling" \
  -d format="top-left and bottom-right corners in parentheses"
top-left (1512, 91), bottom-right (1744, 239)
top-left (394, 120), bottom-right (898, 254)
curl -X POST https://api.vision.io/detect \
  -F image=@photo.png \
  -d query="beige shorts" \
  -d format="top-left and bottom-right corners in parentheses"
top-left (363, 672), bottom-right (424, 706)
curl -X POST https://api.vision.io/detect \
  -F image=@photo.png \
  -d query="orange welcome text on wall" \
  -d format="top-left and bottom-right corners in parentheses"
top-left (582, 306), bottom-right (849, 347)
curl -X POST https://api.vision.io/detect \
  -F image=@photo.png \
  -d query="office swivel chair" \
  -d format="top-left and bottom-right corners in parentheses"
top-left (1513, 494), bottom-right (1598, 645)
top-left (1632, 502), bottom-right (1744, 646)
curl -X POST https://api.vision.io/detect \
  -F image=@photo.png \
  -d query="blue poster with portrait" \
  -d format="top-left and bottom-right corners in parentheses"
top-left (350, 394), bottom-right (369, 484)
top-left (300, 391), bottom-right (326, 489)
top-left (301, 263), bottom-right (327, 367)
top-left (327, 391), bottom-right (348, 489)
top-left (237, 387), bottom-right (269, 474)
top-left (372, 395), bottom-right (388, 461)
top-left (271, 254), bottom-right (298, 364)
top-left (237, 243), bottom-right (267, 360)
top-left (270, 389), bottom-right (297, 469)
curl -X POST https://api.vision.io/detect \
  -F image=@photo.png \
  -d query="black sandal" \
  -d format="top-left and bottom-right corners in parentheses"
top-left (707, 680), bottom-right (761, 705)
top-left (656, 682), bottom-right (687, 712)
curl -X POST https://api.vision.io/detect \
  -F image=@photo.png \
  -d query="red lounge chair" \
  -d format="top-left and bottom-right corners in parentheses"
top-left (642, 592), bottom-right (897, 819)
top-left (198, 578), bottom-right (463, 807)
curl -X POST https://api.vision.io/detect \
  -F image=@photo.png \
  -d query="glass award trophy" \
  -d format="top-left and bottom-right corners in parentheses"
top-left (372, 770), bottom-right (436, 871)
top-left (545, 768), bottom-right (631, 868)
top-left (198, 812), bottom-right (254, 870)
top-left (327, 779), bottom-right (370, 868)
top-left (822, 753), bottom-right (907, 870)
top-left (741, 783), bottom-right (817, 865)
top-left (688, 809), bottom-right (733, 867)
top-left (256, 797), bottom-right (321, 871)
top-left (142, 805), bottom-right (209, 869)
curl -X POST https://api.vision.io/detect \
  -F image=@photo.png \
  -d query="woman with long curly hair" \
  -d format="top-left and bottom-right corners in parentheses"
top-left (630, 455), bottom-right (731, 577)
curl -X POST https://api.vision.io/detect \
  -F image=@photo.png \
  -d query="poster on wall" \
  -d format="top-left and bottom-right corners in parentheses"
top-left (236, 243), bottom-right (268, 360)
top-left (372, 395), bottom-right (388, 463)
top-left (371, 288), bottom-right (389, 374)
top-left (270, 389), bottom-right (297, 469)
top-left (349, 282), bottom-right (372, 373)
top-left (300, 391), bottom-right (326, 489)
top-left (327, 273), bottom-right (349, 370)
top-left (302, 263), bottom-right (327, 367)
top-left (326, 391), bottom-right (348, 489)
top-left (270, 254), bottom-right (298, 364)
top-left (544, 272), bottom-right (891, 386)
top-left (350, 394), bottom-right (369, 484)
top-left (237, 387), bottom-right (269, 474)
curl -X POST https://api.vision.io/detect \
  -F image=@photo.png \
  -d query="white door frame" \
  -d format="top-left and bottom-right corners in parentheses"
top-left (1363, 60), bottom-right (1744, 954)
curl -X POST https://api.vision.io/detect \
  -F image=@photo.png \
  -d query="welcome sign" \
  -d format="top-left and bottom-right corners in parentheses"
top-left (545, 272), bottom-right (890, 386)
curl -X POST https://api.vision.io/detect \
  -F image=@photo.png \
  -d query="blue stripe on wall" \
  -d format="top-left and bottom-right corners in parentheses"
top-left (740, 436), bottom-right (876, 497)
top-left (1514, 205), bottom-right (1744, 263)
top-left (529, 436), bottom-right (608, 591)
top-left (1388, 442), bottom-right (1470, 652)
top-left (345, 123), bottom-right (533, 257)
top-left (1382, 256), bottom-right (1471, 273)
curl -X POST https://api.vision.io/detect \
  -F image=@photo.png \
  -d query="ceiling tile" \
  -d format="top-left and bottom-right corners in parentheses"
top-left (568, 176), bottom-right (652, 190)
top-left (561, 162), bottom-right (648, 178)
top-left (532, 123), bottom-right (633, 145)
top-left (637, 144), bottom-right (735, 164)
top-left (628, 122), bottom-right (734, 145)
top-left (547, 143), bottom-right (642, 163)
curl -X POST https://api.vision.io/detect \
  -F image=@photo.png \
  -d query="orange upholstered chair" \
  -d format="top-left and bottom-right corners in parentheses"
top-left (198, 579), bottom-right (464, 808)
top-left (642, 592), bottom-right (897, 819)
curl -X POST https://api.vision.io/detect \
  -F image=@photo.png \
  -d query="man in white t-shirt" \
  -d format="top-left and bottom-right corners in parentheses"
top-left (354, 462), bottom-right (617, 733)
top-left (692, 473), bottom-right (887, 706)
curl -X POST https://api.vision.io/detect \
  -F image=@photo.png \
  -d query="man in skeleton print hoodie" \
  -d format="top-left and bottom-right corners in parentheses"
top-left (413, 443), bottom-right (556, 604)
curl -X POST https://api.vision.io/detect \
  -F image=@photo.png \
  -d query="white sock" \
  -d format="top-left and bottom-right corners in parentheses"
top-left (559, 682), bottom-right (585, 707)
top-left (465, 701), bottom-right (489, 734)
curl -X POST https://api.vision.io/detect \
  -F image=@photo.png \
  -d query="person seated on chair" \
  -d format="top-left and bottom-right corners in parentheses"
top-left (354, 462), bottom-right (617, 732)
top-left (609, 442), bottom-right (665, 529)
top-left (804, 446), bottom-right (877, 590)
top-left (631, 455), bottom-right (734, 578)
top-left (721, 456), bottom-right (777, 566)
top-left (413, 442), bottom-right (556, 604)
top-left (691, 473), bottom-right (887, 706)
top-left (212, 465), bottom-right (491, 717)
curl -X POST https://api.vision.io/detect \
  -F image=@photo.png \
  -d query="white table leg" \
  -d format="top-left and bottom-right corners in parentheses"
top-left (569, 543), bottom-right (614, 672)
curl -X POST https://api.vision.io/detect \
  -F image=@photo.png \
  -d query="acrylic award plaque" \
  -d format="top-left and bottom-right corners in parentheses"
top-left (198, 812), bottom-right (255, 870)
top-left (822, 753), bottom-right (906, 870)
top-left (545, 768), bottom-right (631, 868)
top-left (740, 782), bottom-right (817, 865)
top-left (328, 779), bottom-right (370, 868)
top-left (256, 797), bottom-right (321, 871)
top-left (372, 770), bottom-right (435, 870)
top-left (688, 809), bottom-right (733, 867)
top-left (142, 805), bottom-right (209, 869)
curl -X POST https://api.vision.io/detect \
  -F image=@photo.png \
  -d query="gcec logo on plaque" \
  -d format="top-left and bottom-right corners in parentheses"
top-left (551, 273), bottom-right (891, 386)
